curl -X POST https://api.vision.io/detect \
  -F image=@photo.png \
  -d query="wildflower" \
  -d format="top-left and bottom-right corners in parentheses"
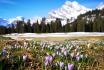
top-left (56, 51), bottom-right (59, 55)
top-left (23, 54), bottom-right (27, 61)
top-left (2, 47), bottom-right (7, 56)
top-left (70, 52), bottom-right (74, 58)
top-left (52, 53), bottom-right (56, 57)
top-left (59, 52), bottom-right (62, 56)
top-left (80, 54), bottom-right (84, 58)
top-left (76, 52), bottom-right (80, 56)
top-left (68, 64), bottom-right (73, 70)
top-left (64, 51), bottom-right (67, 56)
top-left (45, 55), bottom-right (52, 66)
top-left (85, 54), bottom-right (88, 58)
top-left (24, 41), bottom-right (27, 47)
top-left (76, 56), bottom-right (80, 61)
top-left (45, 61), bottom-right (48, 66)
top-left (87, 43), bottom-right (90, 48)
top-left (59, 62), bottom-right (64, 68)
top-left (61, 47), bottom-right (65, 53)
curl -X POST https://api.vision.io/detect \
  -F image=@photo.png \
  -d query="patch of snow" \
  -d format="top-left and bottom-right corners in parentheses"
top-left (3, 32), bottom-right (104, 40)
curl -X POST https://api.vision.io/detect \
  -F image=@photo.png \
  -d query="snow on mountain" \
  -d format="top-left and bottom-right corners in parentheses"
top-left (8, 16), bottom-right (24, 24)
top-left (96, 2), bottom-right (104, 10)
top-left (29, 17), bottom-right (42, 24)
top-left (0, 18), bottom-right (9, 26)
top-left (48, 1), bottom-right (91, 22)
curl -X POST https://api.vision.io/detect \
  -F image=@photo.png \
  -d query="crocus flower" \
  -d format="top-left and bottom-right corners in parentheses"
top-left (76, 52), bottom-right (80, 56)
top-left (59, 62), bottom-right (64, 68)
top-left (45, 61), bottom-right (48, 66)
top-left (2, 47), bottom-right (7, 56)
top-left (85, 54), bottom-right (88, 58)
top-left (68, 64), bottom-right (73, 70)
top-left (76, 56), bottom-right (80, 61)
top-left (87, 43), bottom-right (90, 48)
top-left (64, 51), bottom-right (67, 56)
top-left (70, 52), bottom-right (74, 58)
top-left (80, 54), bottom-right (84, 58)
top-left (45, 55), bottom-right (52, 66)
top-left (49, 56), bottom-right (52, 63)
top-left (23, 54), bottom-right (27, 61)
top-left (61, 47), bottom-right (65, 53)
top-left (52, 53), bottom-right (56, 57)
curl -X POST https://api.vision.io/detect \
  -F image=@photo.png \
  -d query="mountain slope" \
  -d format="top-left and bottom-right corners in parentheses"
top-left (48, 1), bottom-right (91, 21)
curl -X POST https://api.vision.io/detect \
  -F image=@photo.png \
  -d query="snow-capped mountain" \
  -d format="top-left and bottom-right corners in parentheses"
top-left (8, 16), bottom-right (24, 24)
top-left (48, 1), bottom-right (91, 22)
top-left (0, 18), bottom-right (9, 26)
top-left (96, 2), bottom-right (104, 9)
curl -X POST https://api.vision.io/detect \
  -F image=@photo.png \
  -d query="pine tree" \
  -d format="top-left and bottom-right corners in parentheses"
top-left (16, 20), bottom-right (24, 33)
top-left (32, 20), bottom-right (40, 33)
top-left (27, 19), bottom-right (32, 33)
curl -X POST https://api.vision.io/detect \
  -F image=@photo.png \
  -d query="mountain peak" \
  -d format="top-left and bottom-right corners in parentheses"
top-left (48, 1), bottom-right (91, 22)
top-left (65, 1), bottom-right (79, 6)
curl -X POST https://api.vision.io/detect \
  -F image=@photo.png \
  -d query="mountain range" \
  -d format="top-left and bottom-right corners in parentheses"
top-left (0, 1), bottom-right (104, 26)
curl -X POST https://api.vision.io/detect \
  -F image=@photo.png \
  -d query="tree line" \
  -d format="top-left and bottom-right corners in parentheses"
top-left (0, 9), bottom-right (104, 34)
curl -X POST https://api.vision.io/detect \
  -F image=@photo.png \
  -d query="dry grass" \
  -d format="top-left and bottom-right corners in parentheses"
top-left (32, 36), bottom-right (104, 41)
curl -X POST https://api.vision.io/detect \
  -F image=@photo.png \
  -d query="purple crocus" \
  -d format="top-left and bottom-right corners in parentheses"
top-left (2, 47), bottom-right (7, 56)
top-left (44, 55), bottom-right (52, 66)
top-left (64, 51), bottom-right (67, 56)
top-left (49, 56), bottom-right (52, 63)
top-left (59, 62), bottom-right (64, 68)
top-left (45, 61), bottom-right (48, 66)
top-left (68, 64), bottom-right (73, 70)
top-left (76, 56), bottom-right (80, 61)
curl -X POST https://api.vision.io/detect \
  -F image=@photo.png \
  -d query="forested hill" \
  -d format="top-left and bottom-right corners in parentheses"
top-left (64, 9), bottom-right (104, 32)
top-left (0, 9), bottom-right (104, 34)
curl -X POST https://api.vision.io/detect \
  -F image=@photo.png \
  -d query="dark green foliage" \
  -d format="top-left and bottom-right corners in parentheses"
top-left (32, 20), bottom-right (40, 33)
top-left (16, 21), bottom-right (24, 33)
top-left (0, 26), bottom-right (6, 34)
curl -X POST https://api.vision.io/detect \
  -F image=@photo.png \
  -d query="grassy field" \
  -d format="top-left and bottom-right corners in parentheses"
top-left (12, 35), bottom-right (104, 42)
top-left (0, 36), bottom-right (104, 70)
top-left (32, 36), bottom-right (104, 41)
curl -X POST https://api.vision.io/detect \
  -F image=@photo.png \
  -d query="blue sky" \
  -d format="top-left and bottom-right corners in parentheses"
top-left (0, 0), bottom-right (103, 19)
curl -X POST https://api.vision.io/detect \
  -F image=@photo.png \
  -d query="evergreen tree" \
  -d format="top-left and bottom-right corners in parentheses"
top-left (40, 17), bottom-right (46, 33)
top-left (32, 20), bottom-right (40, 33)
top-left (0, 26), bottom-right (6, 34)
top-left (77, 18), bottom-right (85, 32)
top-left (16, 20), bottom-right (24, 33)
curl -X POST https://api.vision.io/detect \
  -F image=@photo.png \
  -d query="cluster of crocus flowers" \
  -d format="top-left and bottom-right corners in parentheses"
top-left (2, 40), bottom-right (91, 70)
